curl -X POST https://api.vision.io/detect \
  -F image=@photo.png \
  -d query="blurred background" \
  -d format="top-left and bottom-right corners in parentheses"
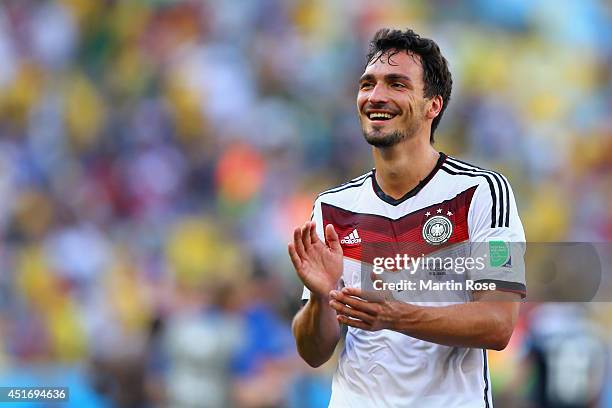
top-left (0, 0), bottom-right (610, 407)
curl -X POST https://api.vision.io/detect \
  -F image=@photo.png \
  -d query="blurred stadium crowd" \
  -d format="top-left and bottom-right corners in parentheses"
top-left (0, 0), bottom-right (610, 407)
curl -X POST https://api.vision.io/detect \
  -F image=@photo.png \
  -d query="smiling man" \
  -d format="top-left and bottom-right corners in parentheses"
top-left (288, 28), bottom-right (526, 407)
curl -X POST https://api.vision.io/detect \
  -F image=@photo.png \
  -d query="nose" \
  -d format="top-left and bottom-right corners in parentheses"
top-left (368, 82), bottom-right (389, 104)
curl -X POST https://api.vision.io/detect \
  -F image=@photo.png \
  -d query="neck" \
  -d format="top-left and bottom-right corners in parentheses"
top-left (372, 135), bottom-right (439, 200)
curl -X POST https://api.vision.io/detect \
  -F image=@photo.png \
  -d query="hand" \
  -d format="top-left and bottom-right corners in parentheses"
top-left (288, 221), bottom-right (343, 299)
top-left (329, 287), bottom-right (408, 331)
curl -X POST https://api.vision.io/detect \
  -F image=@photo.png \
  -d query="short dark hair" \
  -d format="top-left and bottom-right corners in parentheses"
top-left (366, 28), bottom-right (452, 143)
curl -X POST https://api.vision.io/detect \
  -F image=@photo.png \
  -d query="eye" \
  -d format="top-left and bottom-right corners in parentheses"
top-left (359, 82), bottom-right (373, 90)
top-left (391, 82), bottom-right (406, 89)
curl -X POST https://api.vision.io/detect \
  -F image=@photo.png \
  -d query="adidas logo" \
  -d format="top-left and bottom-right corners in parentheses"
top-left (340, 229), bottom-right (361, 246)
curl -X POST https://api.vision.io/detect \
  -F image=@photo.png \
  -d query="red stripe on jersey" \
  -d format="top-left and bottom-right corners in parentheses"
top-left (322, 186), bottom-right (477, 263)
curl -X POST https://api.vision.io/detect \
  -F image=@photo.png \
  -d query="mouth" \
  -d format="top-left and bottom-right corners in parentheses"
top-left (366, 111), bottom-right (398, 122)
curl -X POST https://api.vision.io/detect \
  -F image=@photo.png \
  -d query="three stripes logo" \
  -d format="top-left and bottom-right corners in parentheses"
top-left (340, 229), bottom-right (361, 246)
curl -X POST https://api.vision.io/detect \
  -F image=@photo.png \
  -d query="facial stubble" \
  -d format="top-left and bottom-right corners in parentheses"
top-left (363, 128), bottom-right (407, 148)
top-left (361, 100), bottom-right (426, 148)
top-left (362, 117), bottom-right (423, 148)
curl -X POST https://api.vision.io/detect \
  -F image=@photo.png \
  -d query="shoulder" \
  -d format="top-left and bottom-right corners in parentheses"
top-left (315, 170), bottom-right (373, 203)
top-left (442, 155), bottom-right (517, 229)
top-left (440, 155), bottom-right (511, 190)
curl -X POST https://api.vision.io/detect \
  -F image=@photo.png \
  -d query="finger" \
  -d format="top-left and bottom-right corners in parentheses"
top-left (331, 290), bottom-right (377, 314)
top-left (329, 300), bottom-right (374, 324)
top-left (325, 224), bottom-right (342, 252)
top-left (288, 243), bottom-right (303, 272)
top-left (301, 223), bottom-right (312, 251)
top-left (337, 315), bottom-right (371, 330)
top-left (367, 275), bottom-right (395, 302)
top-left (342, 286), bottom-right (386, 303)
top-left (293, 227), bottom-right (306, 259)
top-left (370, 271), bottom-right (381, 283)
top-left (341, 287), bottom-right (365, 298)
top-left (309, 221), bottom-right (320, 245)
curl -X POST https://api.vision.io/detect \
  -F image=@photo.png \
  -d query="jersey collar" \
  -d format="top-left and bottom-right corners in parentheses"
top-left (372, 152), bottom-right (447, 206)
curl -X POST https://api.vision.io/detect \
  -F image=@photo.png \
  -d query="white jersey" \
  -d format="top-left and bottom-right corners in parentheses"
top-left (301, 153), bottom-right (526, 408)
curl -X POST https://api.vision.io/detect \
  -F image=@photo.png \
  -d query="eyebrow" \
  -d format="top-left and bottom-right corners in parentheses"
top-left (359, 73), bottom-right (413, 84)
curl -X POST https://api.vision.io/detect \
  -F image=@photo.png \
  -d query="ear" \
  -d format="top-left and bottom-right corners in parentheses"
top-left (426, 95), bottom-right (443, 120)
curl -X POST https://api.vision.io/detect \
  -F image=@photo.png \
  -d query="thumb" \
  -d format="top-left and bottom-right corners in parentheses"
top-left (325, 224), bottom-right (342, 252)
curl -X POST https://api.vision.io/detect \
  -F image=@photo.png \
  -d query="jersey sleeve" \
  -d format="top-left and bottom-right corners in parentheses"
top-left (467, 177), bottom-right (527, 297)
top-left (300, 197), bottom-right (324, 302)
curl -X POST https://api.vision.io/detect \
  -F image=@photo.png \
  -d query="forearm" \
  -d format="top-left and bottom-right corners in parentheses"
top-left (391, 300), bottom-right (517, 350)
top-left (292, 295), bottom-right (342, 367)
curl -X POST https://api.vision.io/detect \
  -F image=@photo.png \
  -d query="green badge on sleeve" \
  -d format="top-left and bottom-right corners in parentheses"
top-left (489, 240), bottom-right (511, 267)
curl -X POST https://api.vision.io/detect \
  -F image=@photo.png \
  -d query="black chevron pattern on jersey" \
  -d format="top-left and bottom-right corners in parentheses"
top-left (446, 157), bottom-right (510, 228)
top-left (441, 161), bottom-right (509, 228)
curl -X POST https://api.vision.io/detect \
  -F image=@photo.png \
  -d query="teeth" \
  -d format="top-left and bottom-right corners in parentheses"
top-left (369, 112), bottom-right (394, 120)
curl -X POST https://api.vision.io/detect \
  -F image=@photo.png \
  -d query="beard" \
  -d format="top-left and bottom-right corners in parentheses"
top-left (360, 108), bottom-right (424, 148)
top-left (362, 128), bottom-right (408, 148)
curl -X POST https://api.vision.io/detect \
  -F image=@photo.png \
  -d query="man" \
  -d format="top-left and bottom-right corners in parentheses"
top-left (288, 28), bottom-right (526, 407)
top-left (522, 304), bottom-right (607, 408)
